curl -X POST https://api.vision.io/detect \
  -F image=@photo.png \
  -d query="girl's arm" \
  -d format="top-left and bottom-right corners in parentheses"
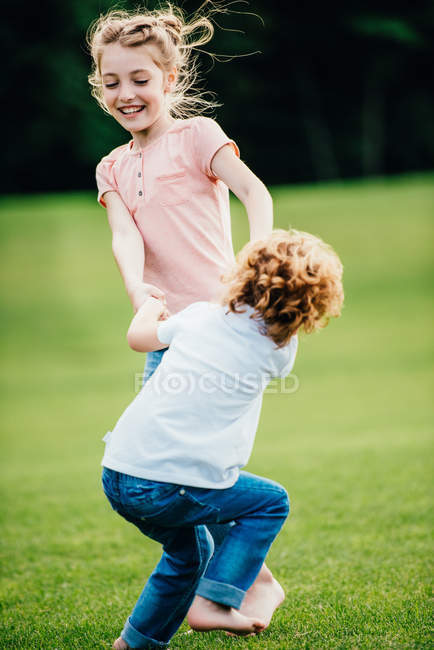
top-left (104, 191), bottom-right (165, 312)
top-left (127, 297), bottom-right (169, 353)
top-left (211, 145), bottom-right (273, 241)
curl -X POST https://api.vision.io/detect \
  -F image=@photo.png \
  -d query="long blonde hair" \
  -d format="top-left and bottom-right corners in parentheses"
top-left (87, 3), bottom-right (221, 118)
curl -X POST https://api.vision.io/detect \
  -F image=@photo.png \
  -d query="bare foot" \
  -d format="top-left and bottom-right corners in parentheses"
top-left (188, 595), bottom-right (265, 635)
top-left (112, 637), bottom-right (130, 650)
top-left (239, 564), bottom-right (285, 628)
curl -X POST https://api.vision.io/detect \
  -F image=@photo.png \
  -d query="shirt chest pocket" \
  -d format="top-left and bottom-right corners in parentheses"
top-left (155, 169), bottom-right (189, 207)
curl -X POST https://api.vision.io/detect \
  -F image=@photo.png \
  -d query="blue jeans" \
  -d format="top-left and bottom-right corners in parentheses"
top-left (142, 349), bottom-right (167, 385)
top-left (102, 467), bottom-right (289, 648)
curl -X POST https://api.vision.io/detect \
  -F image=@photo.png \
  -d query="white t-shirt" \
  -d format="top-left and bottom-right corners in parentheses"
top-left (101, 302), bottom-right (298, 489)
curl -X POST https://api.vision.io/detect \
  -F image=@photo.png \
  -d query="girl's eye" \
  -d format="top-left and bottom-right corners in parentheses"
top-left (103, 79), bottom-right (148, 89)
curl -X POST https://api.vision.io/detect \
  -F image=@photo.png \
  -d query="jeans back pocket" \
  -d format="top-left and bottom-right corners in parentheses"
top-left (120, 480), bottom-right (179, 519)
top-left (139, 488), bottom-right (221, 526)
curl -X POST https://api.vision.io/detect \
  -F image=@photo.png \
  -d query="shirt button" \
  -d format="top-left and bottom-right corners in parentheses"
top-left (138, 172), bottom-right (142, 177)
top-left (138, 191), bottom-right (143, 196)
top-left (179, 488), bottom-right (185, 495)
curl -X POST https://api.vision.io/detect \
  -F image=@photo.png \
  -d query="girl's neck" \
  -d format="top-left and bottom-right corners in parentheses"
top-left (131, 113), bottom-right (176, 151)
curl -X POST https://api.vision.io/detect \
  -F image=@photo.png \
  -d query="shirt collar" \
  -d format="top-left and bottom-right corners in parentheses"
top-left (127, 119), bottom-right (180, 156)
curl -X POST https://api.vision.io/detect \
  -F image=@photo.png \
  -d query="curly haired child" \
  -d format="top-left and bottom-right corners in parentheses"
top-left (101, 229), bottom-right (344, 649)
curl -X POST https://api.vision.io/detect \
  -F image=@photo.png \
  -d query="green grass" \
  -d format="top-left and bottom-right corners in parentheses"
top-left (1, 173), bottom-right (433, 648)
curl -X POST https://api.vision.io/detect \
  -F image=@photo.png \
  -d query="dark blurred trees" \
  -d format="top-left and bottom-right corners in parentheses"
top-left (2, 0), bottom-right (433, 192)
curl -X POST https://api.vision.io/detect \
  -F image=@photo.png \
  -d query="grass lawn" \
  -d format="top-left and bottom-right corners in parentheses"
top-left (0, 173), bottom-right (433, 648)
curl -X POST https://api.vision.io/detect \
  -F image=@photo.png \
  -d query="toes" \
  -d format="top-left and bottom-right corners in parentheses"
top-left (112, 638), bottom-right (130, 650)
top-left (253, 621), bottom-right (266, 633)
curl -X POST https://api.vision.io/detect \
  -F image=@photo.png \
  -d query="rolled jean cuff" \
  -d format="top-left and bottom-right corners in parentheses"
top-left (122, 617), bottom-right (168, 649)
top-left (195, 577), bottom-right (245, 610)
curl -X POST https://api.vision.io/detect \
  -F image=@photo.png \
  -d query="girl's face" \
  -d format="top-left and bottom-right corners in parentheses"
top-left (100, 42), bottom-right (175, 136)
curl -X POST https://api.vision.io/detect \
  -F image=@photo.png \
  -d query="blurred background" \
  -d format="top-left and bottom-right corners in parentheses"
top-left (1, 1), bottom-right (433, 647)
top-left (2, 0), bottom-right (434, 192)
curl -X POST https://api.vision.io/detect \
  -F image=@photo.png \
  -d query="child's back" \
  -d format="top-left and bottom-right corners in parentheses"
top-left (102, 301), bottom-right (298, 488)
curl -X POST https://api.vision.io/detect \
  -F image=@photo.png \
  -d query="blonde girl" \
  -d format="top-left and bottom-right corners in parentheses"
top-left (87, 1), bottom-right (281, 639)
top-left (88, 4), bottom-right (272, 318)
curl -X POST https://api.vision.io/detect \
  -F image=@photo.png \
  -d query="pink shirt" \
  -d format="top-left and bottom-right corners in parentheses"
top-left (96, 116), bottom-right (239, 314)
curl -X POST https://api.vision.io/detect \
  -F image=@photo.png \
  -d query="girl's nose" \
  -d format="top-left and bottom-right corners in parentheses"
top-left (119, 85), bottom-right (136, 102)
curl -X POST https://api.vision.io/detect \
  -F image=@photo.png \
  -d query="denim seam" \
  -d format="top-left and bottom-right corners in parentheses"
top-left (196, 576), bottom-right (245, 609)
top-left (143, 525), bottom-right (211, 637)
top-left (122, 488), bottom-right (180, 513)
top-left (234, 485), bottom-right (288, 494)
top-left (183, 491), bottom-right (222, 516)
top-left (122, 617), bottom-right (168, 648)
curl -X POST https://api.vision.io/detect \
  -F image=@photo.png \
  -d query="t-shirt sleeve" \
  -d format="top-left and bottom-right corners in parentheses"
top-left (157, 313), bottom-right (182, 345)
top-left (157, 302), bottom-right (206, 344)
top-left (193, 117), bottom-right (240, 180)
top-left (95, 154), bottom-right (119, 208)
top-left (278, 335), bottom-right (299, 378)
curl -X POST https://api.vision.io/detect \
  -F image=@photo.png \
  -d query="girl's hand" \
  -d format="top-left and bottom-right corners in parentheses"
top-left (136, 295), bottom-right (166, 319)
top-left (127, 296), bottom-right (169, 353)
top-left (159, 305), bottom-right (171, 321)
top-left (130, 282), bottom-right (165, 313)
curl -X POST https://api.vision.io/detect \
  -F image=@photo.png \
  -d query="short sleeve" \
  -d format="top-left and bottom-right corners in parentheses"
top-left (96, 154), bottom-right (119, 208)
top-left (157, 313), bottom-right (182, 345)
top-left (278, 335), bottom-right (299, 378)
top-left (193, 117), bottom-right (240, 180)
top-left (157, 302), bottom-right (206, 344)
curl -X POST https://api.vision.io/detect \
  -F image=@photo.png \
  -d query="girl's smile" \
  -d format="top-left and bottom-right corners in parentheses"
top-left (118, 105), bottom-right (147, 121)
top-left (100, 42), bottom-right (176, 146)
top-left (119, 105), bottom-right (145, 115)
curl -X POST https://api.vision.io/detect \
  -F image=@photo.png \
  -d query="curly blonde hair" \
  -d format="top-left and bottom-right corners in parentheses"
top-left (222, 230), bottom-right (344, 347)
top-left (87, 3), bottom-right (221, 118)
